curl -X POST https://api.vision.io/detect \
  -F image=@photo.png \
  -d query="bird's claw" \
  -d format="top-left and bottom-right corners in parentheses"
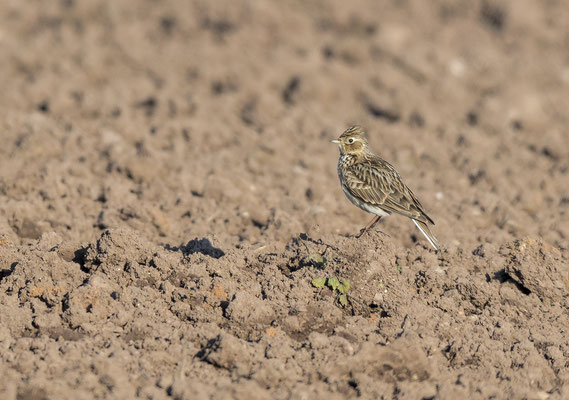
top-left (354, 228), bottom-right (389, 239)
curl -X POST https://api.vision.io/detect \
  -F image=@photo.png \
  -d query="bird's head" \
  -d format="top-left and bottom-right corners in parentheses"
top-left (331, 125), bottom-right (369, 155)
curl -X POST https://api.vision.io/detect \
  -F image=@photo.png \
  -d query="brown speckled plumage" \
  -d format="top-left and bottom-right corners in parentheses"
top-left (332, 126), bottom-right (440, 250)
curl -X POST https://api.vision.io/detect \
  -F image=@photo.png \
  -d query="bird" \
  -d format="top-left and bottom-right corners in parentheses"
top-left (331, 125), bottom-right (440, 250)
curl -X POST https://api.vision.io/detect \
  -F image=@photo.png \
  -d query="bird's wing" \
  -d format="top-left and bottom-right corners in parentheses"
top-left (344, 158), bottom-right (434, 224)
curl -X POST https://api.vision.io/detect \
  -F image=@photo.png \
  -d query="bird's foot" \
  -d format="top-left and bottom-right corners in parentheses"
top-left (353, 228), bottom-right (390, 239)
top-left (355, 228), bottom-right (369, 238)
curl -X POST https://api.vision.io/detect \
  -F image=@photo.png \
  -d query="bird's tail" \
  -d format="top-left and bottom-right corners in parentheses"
top-left (412, 219), bottom-right (440, 251)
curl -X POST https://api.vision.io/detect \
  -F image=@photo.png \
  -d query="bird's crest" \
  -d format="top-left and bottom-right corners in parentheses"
top-left (340, 125), bottom-right (365, 139)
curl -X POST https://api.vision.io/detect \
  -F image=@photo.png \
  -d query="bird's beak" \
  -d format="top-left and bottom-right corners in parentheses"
top-left (331, 139), bottom-right (341, 144)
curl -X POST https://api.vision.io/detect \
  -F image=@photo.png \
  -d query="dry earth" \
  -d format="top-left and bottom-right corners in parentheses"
top-left (1, 0), bottom-right (569, 399)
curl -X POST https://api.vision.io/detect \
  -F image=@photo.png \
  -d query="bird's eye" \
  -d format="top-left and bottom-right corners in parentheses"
top-left (348, 138), bottom-right (354, 143)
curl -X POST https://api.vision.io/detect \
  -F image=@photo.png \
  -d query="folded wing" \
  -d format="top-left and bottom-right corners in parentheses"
top-left (344, 158), bottom-right (435, 225)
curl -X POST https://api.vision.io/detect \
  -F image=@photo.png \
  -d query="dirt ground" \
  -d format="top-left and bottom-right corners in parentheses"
top-left (1, 0), bottom-right (569, 399)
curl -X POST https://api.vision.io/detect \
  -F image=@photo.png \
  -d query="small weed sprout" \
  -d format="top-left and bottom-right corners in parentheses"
top-left (311, 276), bottom-right (351, 307)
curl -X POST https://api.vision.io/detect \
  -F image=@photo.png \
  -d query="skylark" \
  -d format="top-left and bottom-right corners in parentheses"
top-left (332, 126), bottom-right (440, 250)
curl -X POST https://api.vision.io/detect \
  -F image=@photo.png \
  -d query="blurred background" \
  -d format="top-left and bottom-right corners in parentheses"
top-left (1, 0), bottom-right (568, 249)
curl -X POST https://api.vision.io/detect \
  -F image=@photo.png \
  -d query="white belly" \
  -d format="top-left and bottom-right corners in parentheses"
top-left (342, 185), bottom-right (390, 217)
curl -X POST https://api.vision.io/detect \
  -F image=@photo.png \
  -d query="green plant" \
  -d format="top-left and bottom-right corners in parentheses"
top-left (305, 252), bottom-right (327, 268)
top-left (311, 276), bottom-right (351, 307)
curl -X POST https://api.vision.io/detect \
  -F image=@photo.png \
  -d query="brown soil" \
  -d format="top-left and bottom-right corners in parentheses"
top-left (1, 1), bottom-right (569, 399)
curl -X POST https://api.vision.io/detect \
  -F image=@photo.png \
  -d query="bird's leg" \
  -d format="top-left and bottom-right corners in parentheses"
top-left (356, 216), bottom-right (381, 238)
top-left (367, 216), bottom-right (382, 231)
top-left (369, 217), bottom-right (391, 237)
